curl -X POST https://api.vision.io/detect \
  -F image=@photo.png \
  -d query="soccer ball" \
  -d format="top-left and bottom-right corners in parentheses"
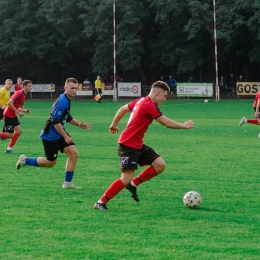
top-left (204, 99), bottom-right (208, 103)
top-left (183, 191), bottom-right (202, 209)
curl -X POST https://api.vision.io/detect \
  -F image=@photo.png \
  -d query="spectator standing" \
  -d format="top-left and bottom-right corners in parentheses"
top-left (14, 77), bottom-right (23, 91)
top-left (229, 73), bottom-right (236, 96)
top-left (237, 75), bottom-right (244, 82)
top-left (219, 76), bottom-right (226, 97)
top-left (167, 75), bottom-right (177, 94)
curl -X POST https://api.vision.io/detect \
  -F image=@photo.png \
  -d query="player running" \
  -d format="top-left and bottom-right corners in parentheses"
top-left (94, 80), bottom-right (195, 210)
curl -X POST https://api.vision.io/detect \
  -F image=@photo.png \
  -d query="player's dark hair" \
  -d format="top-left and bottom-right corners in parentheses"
top-left (152, 81), bottom-right (170, 93)
top-left (22, 80), bottom-right (32, 86)
top-left (65, 78), bottom-right (78, 85)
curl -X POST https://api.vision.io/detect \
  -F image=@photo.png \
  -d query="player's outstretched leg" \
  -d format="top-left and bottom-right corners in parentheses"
top-left (239, 117), bottom-right (247, 126)
top-left (16, 154), bottom-right (27, 170)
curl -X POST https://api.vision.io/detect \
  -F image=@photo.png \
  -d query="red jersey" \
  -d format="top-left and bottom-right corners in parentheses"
top-left (4, 90), bottom-right (25, 118)
top-left (15, 84), bottom-right (22, 91)
top-left (253, 91), bottom-right (260, 107)
top-left (119, 96), bottom-right (162, 149)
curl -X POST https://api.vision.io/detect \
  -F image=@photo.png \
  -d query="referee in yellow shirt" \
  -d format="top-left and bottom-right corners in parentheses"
top-left (0, 79), bottom-right (13, 138)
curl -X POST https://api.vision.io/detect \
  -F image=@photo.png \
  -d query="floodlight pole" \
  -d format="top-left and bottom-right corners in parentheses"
top-left (213, 0), bottom-right (219, 101)
top-left (113, 0), bottom-right (117, 102)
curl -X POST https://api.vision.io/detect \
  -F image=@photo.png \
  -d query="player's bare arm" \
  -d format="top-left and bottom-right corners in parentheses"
top-left (54, 123), bottom-right (73, 143)
top-left (109, 104), bottom-right (130, 134)
top-left (0, 101), bottom-right (5, 110)
top-left (8, 99), bottom-right (23, 117)
top-left (254, 98), bottom-right (260, 118)
top-left (19, 107), bottom-right (31, 113)
top-left (156, 115), bottom-right (195, 129)
top-left (69, 118), bottom-right (92, 131)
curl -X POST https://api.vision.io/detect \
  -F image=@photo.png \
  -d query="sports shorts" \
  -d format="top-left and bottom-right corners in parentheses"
top-left (42, 136), bottom-right (75, 161)
top-left (4, 116), bottom-right (20, 133)
top-left (254, 107), bottom-right (260, 118)
top-left (0, 108), bottom-right (4, 121)
top-left (118, 143), bottom-right (160, 171)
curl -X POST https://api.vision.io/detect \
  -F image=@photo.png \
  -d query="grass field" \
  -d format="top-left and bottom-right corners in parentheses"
top-left (0, 98), bottom-right (260, 260)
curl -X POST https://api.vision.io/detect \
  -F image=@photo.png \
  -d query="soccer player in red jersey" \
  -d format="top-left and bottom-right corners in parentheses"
top-left (0, 80), bottom-right (32, 153)
top-left (239, 85), bottom-right (260, 137)
top-left (94, 81), bottom-right (195, 210)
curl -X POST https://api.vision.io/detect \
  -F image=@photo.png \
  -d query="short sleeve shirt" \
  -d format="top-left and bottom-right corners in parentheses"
top-left (0, 87), bottom-right (10, 107)
top-left (119, 96), bottom-right (162, 149)
top-left (40, 93), bottom-right (72, 141)
top-left (253, 92), bottom-right (260, 107)
top-left (4, 90), bottom-right (25, 118)
top-left (15, 84), bottom-right (22, 91)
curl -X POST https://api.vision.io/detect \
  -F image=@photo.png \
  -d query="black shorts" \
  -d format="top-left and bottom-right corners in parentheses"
top-left (118, 144), bottom-right (160, 171)
top-left (4, 116), bottom-right (20, 133)
top-left (42, 137), bottom-right (75, 161)
top-left (0, 108), bottom-right (4, 121)
top-left (254, 107), bottom-right (260, 118)
top-left (96, 88), bottom-right (102, 95)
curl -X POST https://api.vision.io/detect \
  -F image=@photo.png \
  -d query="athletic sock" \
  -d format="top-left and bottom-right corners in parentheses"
top-left (247, 119), bottom-right (259, 125)
top-left (100, 179), bottom-right (125, 204)
top-left (65, 171), bottom-right (74, 182)
top-left (9, 132), bottom-right (20, 148)
top-left (0, 132), bottom-right (9, 138)
top-left (132, 167), bottom-right (158, 187)
top-left (24, 158), bottom-right (39, 167)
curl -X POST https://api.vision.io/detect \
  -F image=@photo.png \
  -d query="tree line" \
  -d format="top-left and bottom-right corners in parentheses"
top-left (0, 0), bottom-right (259, 85)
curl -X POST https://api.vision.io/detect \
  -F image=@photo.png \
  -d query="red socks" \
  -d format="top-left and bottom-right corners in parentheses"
top-left (100, 179), bottom-right (125, 204)
top-left (99, 167), bottom-right (158, 204)
top-left (0, 132), bottom-right (9, 138)
top-left (247, 119), bottom-right (259, 125)
top-left (9, 133), bottom-right (20, 148)
top-left (132, 167), bottom-right (158, 187)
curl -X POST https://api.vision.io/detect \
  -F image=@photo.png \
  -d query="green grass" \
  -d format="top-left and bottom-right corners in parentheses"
top-left (0, 98), bottom-right (260, 260)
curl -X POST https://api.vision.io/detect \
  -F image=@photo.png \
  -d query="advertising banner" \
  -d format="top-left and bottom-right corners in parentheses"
top-left (117, 82), bottom-right (141, 97)
top-left (177, 83), bottom-right (213, 97)
top-left (236, 82), bottom-right (260, 95)
top-left (10, 84), bottom-right (55, 93)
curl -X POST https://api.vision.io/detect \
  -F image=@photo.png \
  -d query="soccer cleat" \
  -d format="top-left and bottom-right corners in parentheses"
top-left (239, 117), bottom-right (247, 126)
top-left (94, 202), bottom-right (108, 210)
top-left (126, 183), bottom-right (140, 202)
top-left (5, 149), bottom-right (14, 154)
top-left (62, 182), bottom-right (81, 189)
top-left (16, 154), bottom-right (27, 170)
top-left (1, 138), bottom-right (7, 140)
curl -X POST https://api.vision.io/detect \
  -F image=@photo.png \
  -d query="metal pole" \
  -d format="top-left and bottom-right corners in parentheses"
top-left (113, 0), bottom-right (117, 101)
top-left (213, 0), bottom-right (219, 101)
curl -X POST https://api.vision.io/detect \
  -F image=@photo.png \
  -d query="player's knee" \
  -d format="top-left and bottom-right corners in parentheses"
top-left (46, 160), bottom-right (56, 167)
top-left (157, 162), bottom-right (166, 173)
top-left (121, 171), bottom-right (135, 185)
top-left (70, 151), bottom-right (79, 160)
top-left (153, 158), bottom-right (166, 173)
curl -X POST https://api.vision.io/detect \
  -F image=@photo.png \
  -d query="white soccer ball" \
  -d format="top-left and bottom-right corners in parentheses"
top-left (183, 191), bottom-right (202, 209)
top-left (204, 99), bottom-right (208, 103)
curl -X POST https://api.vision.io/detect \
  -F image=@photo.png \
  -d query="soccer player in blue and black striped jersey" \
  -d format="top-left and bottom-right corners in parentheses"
top-left (16, 78), bottom-right (92, 189)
